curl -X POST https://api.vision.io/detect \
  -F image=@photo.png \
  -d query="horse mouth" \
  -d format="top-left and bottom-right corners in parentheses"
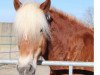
top-left (17, 64), bottom-right (36, 75)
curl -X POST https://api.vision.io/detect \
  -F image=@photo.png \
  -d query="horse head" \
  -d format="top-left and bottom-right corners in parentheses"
top-left (14, 0), bottom-right (51, 12)
top-left (14, 0), bottom-right (51, 75)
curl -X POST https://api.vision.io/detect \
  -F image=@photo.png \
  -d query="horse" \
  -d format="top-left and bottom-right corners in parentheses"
top-left (13, 0), bottom-right (94, 75)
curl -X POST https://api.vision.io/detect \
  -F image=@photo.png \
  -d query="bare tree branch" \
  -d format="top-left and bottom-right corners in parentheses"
top-left (83, 7), bottom-right (94, 26)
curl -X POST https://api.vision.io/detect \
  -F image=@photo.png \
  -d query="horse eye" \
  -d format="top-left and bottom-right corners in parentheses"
top-left (45, 12), bottom-right (52, 23)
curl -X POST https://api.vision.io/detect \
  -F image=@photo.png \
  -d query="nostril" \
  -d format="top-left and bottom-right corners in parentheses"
top-left (17, 65), bottom-right (19, 71)
top-left (17, 65), bottom-right (25, 73)
top-left (26, 64), bottom-right (35, 74)
top-left (17, 65), bottom-right (22, 71)
top-left (29, 64), bottom-right (33, 71)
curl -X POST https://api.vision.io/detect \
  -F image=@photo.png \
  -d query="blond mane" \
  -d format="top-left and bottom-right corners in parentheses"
top-left (14, 3), bottom-right (50, 42)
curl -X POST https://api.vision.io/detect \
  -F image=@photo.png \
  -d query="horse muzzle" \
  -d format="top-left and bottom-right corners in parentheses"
top-left (17, 63), bottom-right (36, 75)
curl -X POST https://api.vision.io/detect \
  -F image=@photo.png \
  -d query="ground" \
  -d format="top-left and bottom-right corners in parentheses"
top-left (0, 64), bottom-right (50, 75)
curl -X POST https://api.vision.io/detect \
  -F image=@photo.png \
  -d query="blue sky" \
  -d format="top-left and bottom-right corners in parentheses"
top-left (0, 0), bottom-right (93, 22)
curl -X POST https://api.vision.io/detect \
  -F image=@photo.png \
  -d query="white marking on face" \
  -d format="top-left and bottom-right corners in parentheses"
top-left (18, 54), bottom-right (33, 67)
top-left (32, 58), bottom-right (37, 69)
top-left (18, 48), bottom-right (41, 69)
top-left (24, 33), bottom-right (28, 40)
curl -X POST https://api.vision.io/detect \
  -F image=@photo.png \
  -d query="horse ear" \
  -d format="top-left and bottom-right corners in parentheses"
top-left (40, 0), bottom-right (51, 13)
top-left (14, 0), bottom-right (22, 10)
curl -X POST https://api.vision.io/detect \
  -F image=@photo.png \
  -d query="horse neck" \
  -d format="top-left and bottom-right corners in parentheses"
top-left (49, 9), bottom-right (93, 32)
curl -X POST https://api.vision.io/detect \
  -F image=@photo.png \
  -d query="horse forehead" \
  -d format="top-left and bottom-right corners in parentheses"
top-left (18, 3), bottom-right (42, 13)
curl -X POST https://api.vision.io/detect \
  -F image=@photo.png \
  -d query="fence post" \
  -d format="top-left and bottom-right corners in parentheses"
top-left (69, 66), bottom-right (73, 75)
